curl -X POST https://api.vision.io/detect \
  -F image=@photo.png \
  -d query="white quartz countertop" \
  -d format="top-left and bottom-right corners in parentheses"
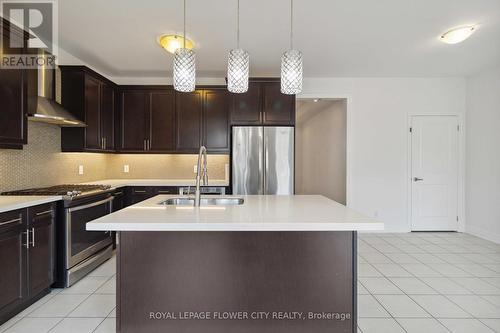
top-left (86, 195), bottom-right (384, 232)
top-left (0, 196), bottom-right (62, 213)
top-left (83, 178), bottom-right (229, 188)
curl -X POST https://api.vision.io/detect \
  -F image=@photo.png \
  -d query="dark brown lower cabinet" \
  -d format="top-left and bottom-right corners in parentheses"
top-left (27, 204), bottom-right (54, 297)
top-left (0, 209), bottom-right (27, 323)
top-left (0, 203), bottom-right (55, 325)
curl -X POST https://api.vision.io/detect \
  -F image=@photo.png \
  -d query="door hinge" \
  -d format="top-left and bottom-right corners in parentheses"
top-left (409, 127), bottom-right (412, 133)
top-left (456, 216), bottom-right (459, 222)
top-left (457, 125), bottom-right (460, 131)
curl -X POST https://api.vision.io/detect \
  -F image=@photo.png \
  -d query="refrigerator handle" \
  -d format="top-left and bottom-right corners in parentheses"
top-left (263, 128), bottom-right (267, 194)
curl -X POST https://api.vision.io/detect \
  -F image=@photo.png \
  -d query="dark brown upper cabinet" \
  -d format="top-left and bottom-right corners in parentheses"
top-left (0, 20), bottom-right (29, 148)
top-left (230, 82), bottom-right (261, 125)
top-left (60, 66), bottom-right (116, 152)
top-left (175, 90), bottom-right (203, 152)
top-left (230, 79), bottom-right (295, 126)
top-left (203, 88), bottom-right (230, 152)
top-left (262, 82), bottom-right (295, 125)
top-left (149, 91), bottom-right (175, 152)
top-left (118, 88), bottom-right (175, 152)
top-left (119, 90), bottom-right (148, 152)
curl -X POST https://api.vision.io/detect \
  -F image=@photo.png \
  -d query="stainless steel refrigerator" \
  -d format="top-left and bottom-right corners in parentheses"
top-left (232, 126), bottom-right (294, 195)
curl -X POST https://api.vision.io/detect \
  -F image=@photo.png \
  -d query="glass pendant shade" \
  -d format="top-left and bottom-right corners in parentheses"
top-left (280, 49), bottom-right (303, 94)
top-left (173, 48), bottom-right (196, 92)
top-left (227, 48), bottom-right (249, 93)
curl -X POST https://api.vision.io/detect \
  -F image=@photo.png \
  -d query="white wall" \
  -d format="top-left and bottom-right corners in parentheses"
top-left (465, 66), bottom-right (500, 243)
top-left (296, 100), bottom-right (347, 204)
top-left (299, 78), bottom-right (466, 232)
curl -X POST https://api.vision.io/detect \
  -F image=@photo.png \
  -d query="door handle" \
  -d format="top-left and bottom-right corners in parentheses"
top-left (413, 177), bottom-right (424, 182)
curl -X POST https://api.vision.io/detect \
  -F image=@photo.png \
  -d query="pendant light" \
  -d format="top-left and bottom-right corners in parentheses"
top-left (280, 0), bottom-right (302, 95)
top-left (173, 0), bottom-right (195, 92)
top-left (227, 0), bottom-right (249, 93)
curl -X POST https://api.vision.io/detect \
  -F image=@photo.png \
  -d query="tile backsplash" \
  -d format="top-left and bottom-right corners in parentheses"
top-left (0, 122), bottom-right (229, 192)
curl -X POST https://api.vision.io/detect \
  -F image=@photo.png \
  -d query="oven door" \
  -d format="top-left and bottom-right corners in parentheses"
top-left (65, 196), bottom-right (113, 268)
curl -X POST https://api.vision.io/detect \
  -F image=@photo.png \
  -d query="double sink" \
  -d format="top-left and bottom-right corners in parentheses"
top-left (159, 197), bottom-right (244, 206)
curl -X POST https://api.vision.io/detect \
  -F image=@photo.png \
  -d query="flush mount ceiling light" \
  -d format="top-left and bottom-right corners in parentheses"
top-left (227, 0), bottom-right (249, 93)
top-left (280, 0), bottom-right (302, 95)
top-left (173, 0), bottom-right (196, 92)
top-left (440, 25), bottom-right (476, 44)
top-left (158, 34), bottom-right (194, 54)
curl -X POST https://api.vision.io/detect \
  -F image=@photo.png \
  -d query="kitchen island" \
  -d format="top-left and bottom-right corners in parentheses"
top-left (87, 195), bottom-right (383, 333)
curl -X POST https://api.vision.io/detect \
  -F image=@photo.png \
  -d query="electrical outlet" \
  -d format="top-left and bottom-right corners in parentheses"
top-left (193, 165), bottom-right (198, 173)
top-left (124, 165), bottom-right (130, 173)
top-left (78, 165), bottom-right (84, 175)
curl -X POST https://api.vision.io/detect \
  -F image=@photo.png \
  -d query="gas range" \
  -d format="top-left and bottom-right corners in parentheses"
top-left (1, 184), bottom-right (113, 200)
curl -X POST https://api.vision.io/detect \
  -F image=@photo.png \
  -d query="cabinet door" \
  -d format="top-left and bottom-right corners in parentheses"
top-left (230, 82), bottom-right (261, 125)
top-left (27, 204), bottom-right (54, 297)
top-left (262, 82), bottom-right (295, 125)
top-left (84, 76), bottom-right (101, 149)
top-left (100, 83), bottom-right (114, 151)
top-left (203, 89), bottom-right (230, 152)
top-left (120, 91), bottom-right (148, 151)
top-left (149, 91), bottom-right (175, 151)
top-left (0, 210), bottom-right (27, 319)
top-left (176, 91), bottom-right (203, 152)
top-left (0, 69), bottom-right (27, 146)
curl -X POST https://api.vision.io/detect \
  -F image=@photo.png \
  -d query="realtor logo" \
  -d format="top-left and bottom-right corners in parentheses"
top-left (1, 0), bottom-right (58, 68)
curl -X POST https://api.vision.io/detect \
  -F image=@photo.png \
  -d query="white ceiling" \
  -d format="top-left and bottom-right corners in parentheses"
top-left (58, 0), bottom-right (500, 78)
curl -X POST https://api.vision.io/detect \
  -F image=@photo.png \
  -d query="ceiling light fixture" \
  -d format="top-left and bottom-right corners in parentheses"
top-left (227, 0), bottom-right (249, 93)
top-left (280, 0), bottom-right (302, 95)
top-left (440, 25), bottom-right (476, 44)
top-left (173, 0), bottom-right (196, 92)
top-left (158, 34), bottom-right (194, 54)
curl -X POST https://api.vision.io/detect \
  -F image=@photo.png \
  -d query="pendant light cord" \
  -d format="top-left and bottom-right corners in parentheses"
top-left (183, 0), bottom-right (186, 48)
top-left (236, 0), bottom-right (240, 48)
top-left (290, 0), bottom-right (294, 50)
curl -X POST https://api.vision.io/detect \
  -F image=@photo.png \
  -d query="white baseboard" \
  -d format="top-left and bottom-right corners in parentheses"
top-left (466, 226), bottom-right (500, 244)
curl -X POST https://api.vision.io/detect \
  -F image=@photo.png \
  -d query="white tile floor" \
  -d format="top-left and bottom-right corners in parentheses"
top-left (1, 232), bottom-right (499, 333)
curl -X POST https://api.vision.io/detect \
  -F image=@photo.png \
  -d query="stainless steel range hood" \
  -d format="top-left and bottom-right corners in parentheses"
top-left (28, 62), bottom-right (86, 127)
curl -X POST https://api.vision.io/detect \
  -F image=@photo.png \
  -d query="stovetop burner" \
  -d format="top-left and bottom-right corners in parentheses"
top-left (1, 184), bottom-right (113, 198)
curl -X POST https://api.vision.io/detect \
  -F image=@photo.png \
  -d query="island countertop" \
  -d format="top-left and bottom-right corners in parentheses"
top-left (86, 195), bottom-right (383, 231)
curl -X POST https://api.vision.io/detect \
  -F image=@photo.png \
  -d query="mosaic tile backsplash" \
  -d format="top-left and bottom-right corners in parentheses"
top-left (0, 122), bottom-right (229, 192)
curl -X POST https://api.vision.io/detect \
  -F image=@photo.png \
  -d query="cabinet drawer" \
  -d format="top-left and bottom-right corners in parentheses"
top-left (0, 210), bottom-right (24, 233)
top-left (27, 203), bottom-right (55, 227)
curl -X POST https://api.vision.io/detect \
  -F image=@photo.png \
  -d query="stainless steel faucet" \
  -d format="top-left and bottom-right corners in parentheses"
top-left (194, 146), bottom-right (208, 206)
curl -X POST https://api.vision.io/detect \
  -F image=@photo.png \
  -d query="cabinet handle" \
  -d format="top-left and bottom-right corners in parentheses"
top-left (31, 227), bottom-right (35, 247)
top-left (148, 139), bottom-right (151, 151)
top-left (0, 218), bottom-right (21, 226)
top-left (134, 190), bottom-right (147, 193)
top-left (144, 139), bottom-right (147, 151)
top-left (23, 230), bottom-right (29, 249)
top-left (114, 191), bottom-right (123, 195)
top-left (104, 137), bottom-right (107, 150)
top-left (35, 210), bottom-right (53, 217)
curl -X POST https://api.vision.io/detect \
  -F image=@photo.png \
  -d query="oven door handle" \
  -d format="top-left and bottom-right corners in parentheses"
top-left (66, 196), bottom-right (114, 213)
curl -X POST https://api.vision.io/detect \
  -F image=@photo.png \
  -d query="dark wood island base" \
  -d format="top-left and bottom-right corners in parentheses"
top-left (117, 231), bottom-right (357, 333)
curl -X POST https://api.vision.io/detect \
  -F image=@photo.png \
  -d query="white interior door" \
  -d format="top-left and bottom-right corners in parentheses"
top-left (411, 116), bottom-right (459, 231)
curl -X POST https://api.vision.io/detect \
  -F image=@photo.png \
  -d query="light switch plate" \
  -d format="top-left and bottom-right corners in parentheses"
top-left (78, 165), bottom-right (84, 175)
top-left (124, 165), bottom-right (130, 173)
